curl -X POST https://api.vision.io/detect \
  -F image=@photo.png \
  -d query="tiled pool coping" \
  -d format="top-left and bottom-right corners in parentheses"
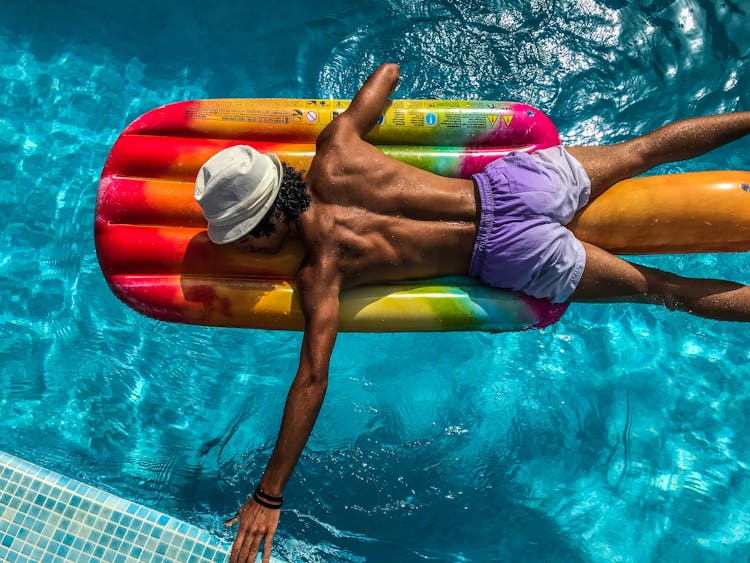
top-left (0, 451), bottom-right (230, 562)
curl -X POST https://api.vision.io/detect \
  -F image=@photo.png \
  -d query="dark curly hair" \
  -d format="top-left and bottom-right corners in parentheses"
top-left (248, 162), bottom-right (310, 238)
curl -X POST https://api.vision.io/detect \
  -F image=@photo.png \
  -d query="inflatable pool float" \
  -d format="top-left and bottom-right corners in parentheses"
top-left (95, 99), bottom-right (750, 332)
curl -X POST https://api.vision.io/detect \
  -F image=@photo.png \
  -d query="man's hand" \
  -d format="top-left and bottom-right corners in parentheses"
top-left (225, 498), bottom-right (280, 563)
top-left (341, 63), bottom-right (400, 137)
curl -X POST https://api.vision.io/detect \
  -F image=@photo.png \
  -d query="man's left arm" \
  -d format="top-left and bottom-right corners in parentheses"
top-left (227, 261), bottom-right (340, 563)
top-left (338, 63), bottom-right (399, 138)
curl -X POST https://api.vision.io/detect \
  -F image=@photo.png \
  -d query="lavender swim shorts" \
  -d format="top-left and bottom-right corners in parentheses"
top-left (470, 146), bottom-right (591, 304)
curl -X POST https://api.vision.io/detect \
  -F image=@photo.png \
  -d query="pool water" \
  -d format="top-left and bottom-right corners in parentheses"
top-left (1, 0), bottom-right (750, 561)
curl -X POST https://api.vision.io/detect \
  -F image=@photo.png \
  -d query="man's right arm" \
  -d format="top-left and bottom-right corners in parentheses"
top-left (339, 63), bottom-right (400, 138)
top-left (227, 260), bottom-right (341, 563)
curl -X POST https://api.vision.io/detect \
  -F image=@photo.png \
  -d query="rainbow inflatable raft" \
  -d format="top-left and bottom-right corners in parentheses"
top-left (95, 99), bottom-right (750, 332)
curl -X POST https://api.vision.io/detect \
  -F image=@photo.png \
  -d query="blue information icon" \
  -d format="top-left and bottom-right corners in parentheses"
top-left (425, 112), bottom-right (437, 126)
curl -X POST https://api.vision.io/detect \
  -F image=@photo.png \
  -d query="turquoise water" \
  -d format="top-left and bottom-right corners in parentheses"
top-left (1, 1), bottom-right (749, 561)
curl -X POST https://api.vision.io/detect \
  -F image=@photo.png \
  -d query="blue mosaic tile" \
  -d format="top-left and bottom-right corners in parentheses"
top-left (0, 451), bottom-right (231, 561)
top-left (208, 534), bottom-right (222, 547)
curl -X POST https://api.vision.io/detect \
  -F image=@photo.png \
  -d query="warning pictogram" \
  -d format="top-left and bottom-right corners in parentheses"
top-left (503, 115), bottom-right (514, 126)
top-left (487, 114), bottom-right (498, 127)
top-left (306, 111), bottom-right (318, 123)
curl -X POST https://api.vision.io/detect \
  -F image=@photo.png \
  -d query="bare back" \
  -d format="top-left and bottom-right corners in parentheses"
top-left (299, 127), bottom-right (479, 288)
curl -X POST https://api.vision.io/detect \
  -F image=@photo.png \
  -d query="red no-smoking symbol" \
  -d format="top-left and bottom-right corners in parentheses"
top-left (306, 111), bottom-right (318, 123)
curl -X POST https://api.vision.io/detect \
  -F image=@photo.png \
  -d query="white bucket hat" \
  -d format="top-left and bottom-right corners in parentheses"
top-left (194, 145), bottom-right (284, 244)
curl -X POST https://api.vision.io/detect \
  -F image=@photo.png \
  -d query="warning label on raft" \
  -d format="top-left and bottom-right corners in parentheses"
top-left (184, 107), bottom-right (291, 124)
top-left (182, 100), bottom-right (518, 131)
top-left (441, 112), bottom-right (462, 128)
top-left (463, 112), bottom-right (489, 129)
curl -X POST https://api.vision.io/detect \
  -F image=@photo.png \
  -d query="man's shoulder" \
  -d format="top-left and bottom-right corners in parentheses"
top-left (298, 204), bottom-right (335, 245)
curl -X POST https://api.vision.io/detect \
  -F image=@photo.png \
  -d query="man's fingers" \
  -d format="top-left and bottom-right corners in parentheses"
top-left (226, 502), bottom-right (278, 562)
top-left (239, 532), bottom-right (263, 563)
top-left (263, 535), bottom-right (273, 563)
top-left (229, 528), bottom-right (246, 563)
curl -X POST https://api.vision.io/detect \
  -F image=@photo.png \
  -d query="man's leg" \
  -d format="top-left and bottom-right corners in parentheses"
top-left (566, 112), bottom-right (750, 201)
top-left (570, 242), bottom-right (750, 322)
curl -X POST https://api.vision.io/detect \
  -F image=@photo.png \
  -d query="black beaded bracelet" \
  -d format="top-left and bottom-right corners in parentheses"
top-left (252, 487), bottom-right (283, 510)
top-left (254, 487), bottom-right (284, 504)
top-left (253, 493), bottom-right (282, 510)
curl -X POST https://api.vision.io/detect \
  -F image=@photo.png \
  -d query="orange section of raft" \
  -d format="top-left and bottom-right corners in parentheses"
top-left (573, 172), bottom-right (750, 254)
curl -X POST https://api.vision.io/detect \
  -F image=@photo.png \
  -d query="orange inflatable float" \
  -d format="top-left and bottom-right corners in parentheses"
top-left (95, 99), bottom-right (750, 331)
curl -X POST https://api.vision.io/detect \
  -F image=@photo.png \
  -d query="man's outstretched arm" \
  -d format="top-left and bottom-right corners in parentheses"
top-left (340, 63), bottom-right (400, 138)
top-left (227, 262), bottom-right (340, 563)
